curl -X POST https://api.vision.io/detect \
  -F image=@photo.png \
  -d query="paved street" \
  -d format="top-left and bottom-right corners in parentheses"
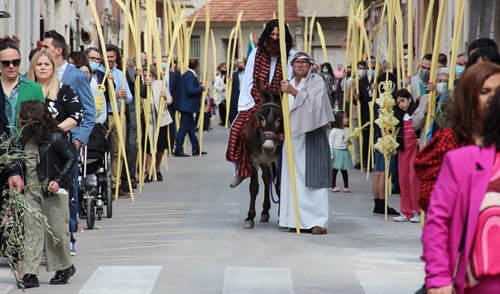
top-left (1, 125), bottom-right (424, 294)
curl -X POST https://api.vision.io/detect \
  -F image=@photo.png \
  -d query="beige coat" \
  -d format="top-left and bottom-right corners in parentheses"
top-left (151, 80), bottom-right (173, 127)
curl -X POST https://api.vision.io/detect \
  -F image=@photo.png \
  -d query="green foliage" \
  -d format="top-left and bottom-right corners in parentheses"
top-left (434, 92), bottom-right (453, 129)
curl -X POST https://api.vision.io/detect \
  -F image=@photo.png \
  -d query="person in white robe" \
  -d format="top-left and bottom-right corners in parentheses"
top-left (279, 52), bottom-right (335, 235)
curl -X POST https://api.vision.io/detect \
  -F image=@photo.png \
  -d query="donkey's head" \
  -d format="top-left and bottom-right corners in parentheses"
top-left (255, 79), bottom-right (283, 156)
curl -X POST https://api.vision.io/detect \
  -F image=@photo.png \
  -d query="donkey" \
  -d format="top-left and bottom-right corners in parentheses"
top-left (243, 79), bottom-right (284, 229)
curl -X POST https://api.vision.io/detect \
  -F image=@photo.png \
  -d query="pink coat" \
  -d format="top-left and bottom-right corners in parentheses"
top-left (421, 144), bottom-right (496, 294)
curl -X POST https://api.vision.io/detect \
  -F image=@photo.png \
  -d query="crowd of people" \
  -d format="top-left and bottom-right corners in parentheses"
top-left (0, 16), bottom-right (499, 293)
top-left (223, 18), bottom-right (500, 293)
top-left (0, 28), bottom-right (213, 289)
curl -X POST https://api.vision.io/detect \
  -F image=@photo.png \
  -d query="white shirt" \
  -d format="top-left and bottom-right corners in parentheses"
top-left (213, 74), bottom-right (227, 105)
top-left (58, 61), bottom-right (69, 80)
top-left (237, 48), bottom-right (296, 111)
top-left (329, 127), bottom-right (351, 150)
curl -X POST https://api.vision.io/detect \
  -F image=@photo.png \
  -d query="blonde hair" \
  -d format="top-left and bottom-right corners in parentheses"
top-left (26, 50), bottom-right (60, 101)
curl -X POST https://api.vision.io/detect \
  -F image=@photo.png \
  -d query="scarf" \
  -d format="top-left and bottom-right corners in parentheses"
top-left (251, 48), bottom-right (283, 105)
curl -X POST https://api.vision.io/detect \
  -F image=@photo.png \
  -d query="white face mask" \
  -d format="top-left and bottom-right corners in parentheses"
top-left (358, 69), bottom-right (366, 77)
top-left (436, 82), bottom-right (447, 95)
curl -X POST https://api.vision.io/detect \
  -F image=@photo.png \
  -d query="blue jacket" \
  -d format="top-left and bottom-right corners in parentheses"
top-left (169, 69), bottom-right (181, 111)
top-left (178, 70), bottom-right (204, 113)
top-left (62, 63), bottom-right (96, 145)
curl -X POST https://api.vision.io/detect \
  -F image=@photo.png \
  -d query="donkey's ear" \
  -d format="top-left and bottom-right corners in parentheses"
top-left (256, 78), bottom-right (269, 104)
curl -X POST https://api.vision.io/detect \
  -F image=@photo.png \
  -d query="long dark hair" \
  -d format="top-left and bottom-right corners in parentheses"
top-left (482, 88), bottom-right (500, 151)
top-left (395, 89), bottom-right (417, 118)
top-left (332, 111), bottom-right (346, 129)
top-left (451, 62), bottom-right (500, 144)
top-left (19, 100), bottom-right (62, 146)
top-left (321, 62), bottom-right (334, 75)
top-left (257, 19), bottom-right (293, 55)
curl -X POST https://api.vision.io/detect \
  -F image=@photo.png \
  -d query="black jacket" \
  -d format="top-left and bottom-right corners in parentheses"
top-left (36, 132), bottom-right (77, 197)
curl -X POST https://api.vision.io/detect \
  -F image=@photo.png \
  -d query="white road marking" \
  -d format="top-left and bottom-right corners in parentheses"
top-left (0, 268), bottom-right (14, 294)
top-left (355, 270), bottom-right (425, 294)
top-left (223, 267), bottom-right (294, 294)
top-left (79, 266), bottom-right (161, 294)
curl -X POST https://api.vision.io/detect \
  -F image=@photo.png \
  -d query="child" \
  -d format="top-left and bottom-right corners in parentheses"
top-left (393, 89), bottom-right (421, 223)
top-left (329, 111), bottom-right (352, 192)
top-left (18, 100), bottom-right (77, 288)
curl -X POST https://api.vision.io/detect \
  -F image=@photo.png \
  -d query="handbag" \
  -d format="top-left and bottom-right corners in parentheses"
top-left (415, 211), bottom-right (469, 294)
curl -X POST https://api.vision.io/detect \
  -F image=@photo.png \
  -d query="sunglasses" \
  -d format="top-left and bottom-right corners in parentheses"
top-left (0, 59), bottom-right (21, 67)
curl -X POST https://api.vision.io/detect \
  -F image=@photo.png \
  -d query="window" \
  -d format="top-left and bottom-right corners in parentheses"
top-left (190, 35), bottom-right (200, 59)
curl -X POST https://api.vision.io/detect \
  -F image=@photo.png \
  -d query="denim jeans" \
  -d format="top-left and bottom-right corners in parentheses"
top-left (69, 148), bottom-right (80, 244)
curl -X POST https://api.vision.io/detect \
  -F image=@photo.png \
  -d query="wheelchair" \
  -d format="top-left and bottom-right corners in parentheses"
top-left (78, 123), bottom-right (112, 229)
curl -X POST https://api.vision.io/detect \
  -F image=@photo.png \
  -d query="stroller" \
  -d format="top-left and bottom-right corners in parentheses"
top-left (78, 123), bottom-right (112, 229)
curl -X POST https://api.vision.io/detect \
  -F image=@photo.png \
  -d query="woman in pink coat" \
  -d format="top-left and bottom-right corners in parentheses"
top-left (422, 84), bottom-right (500, 293)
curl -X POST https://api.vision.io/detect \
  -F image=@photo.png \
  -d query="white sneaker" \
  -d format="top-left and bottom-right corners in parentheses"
top-left (410, 211), bottom-right (421, 223)
top-left (393, 213), bottom-right (409, 222)
top-left (70, 242), bottom-right (76, 256)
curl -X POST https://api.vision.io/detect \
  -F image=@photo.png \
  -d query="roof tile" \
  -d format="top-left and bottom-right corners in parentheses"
top-left (188, 0), bottom-right (299, 22)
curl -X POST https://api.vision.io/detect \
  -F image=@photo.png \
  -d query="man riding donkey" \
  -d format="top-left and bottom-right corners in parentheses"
top-left (225, 19), bottom-right (296, 187)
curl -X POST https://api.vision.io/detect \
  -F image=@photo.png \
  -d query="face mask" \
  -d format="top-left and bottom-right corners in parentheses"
top-left (238, 67), bottom-right (244, 72)
top-left (358, 69), bottom-right (366, 78)
top-left (89, 61), bottom-right (100, 72)
top-left (220, 70), bottom-right (227, 75)
top-left (162, 62), bottom-right (167, 70)
top-left (455, 65), bottom-right (465, 77)
top-left (419, 69), bottom-right (430, 83)
top-left (370, 69), bottom-right (376, 77)
top-left (436, 82), bottom-right (447, 95)
top-left (322, 68), bottom-right (329, 73)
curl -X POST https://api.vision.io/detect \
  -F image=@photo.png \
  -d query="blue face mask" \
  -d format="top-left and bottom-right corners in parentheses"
top-left (370, 69), bottom-right (376, 77)
top-left (162, 62), bottom-right (167, 70)
top-left (89, 61), bottom-right (100, 72)
top-left (455, 65), bottom-right (465, 77)
top-left (322, 68), bottom-right (329, 73)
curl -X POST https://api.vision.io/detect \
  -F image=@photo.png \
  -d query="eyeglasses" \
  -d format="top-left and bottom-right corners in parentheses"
top-left (88, 56), bottom-right (101, 62)
top-left (293, 60), bottom-right (309, 66)
top-left (0, 59), bottom-right (21, 67)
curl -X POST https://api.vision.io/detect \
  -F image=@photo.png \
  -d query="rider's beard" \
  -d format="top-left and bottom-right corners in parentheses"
top-left (265, 38), bottom-right (281, 57)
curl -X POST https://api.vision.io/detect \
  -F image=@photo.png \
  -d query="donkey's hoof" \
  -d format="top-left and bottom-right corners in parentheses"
top-left (260, 214), bottom-right (270, 223)
top-left (243, 220), bottom-right (255, 229)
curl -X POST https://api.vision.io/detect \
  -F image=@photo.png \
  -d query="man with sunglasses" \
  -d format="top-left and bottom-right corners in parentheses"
top-left (406, 53), bottom-right (433, 103)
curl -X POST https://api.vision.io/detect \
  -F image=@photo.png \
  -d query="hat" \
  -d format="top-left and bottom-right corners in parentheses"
top-left (291, 51), bottom-right (314, 64)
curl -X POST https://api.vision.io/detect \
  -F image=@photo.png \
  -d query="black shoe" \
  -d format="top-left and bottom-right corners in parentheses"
top-left (387, 206), bottom-right (400, 216)
top-left (156, 172), bottom-right (163, 182)
top-left (391, 186), bottom-right (400, 194)
top-left (50, 265), bottom-right (76, 285)
top-left (144, 175), bottom-right (153, 183)
top-left (131, 182), bottom-right (137, 189)
top-left (18, 274), bottom-right (39, 289)
top-left (192, 151), bottom-right (207, 156)
top-left (354, 164), bottom-right (361, 170)
top-left (120, 183), bottom-right (130, 193)
top-left (174, 152), bottom-right (190, 157)
top-left (374, 206), bottom-right (400, 216)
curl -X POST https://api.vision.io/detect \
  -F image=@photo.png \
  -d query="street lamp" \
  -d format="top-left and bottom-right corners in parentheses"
top-left (0, 11), bottom-right (11, 18)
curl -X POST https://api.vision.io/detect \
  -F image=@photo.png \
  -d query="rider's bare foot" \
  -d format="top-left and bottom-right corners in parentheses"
top-left (229, 175), bottom-right (244, 188)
